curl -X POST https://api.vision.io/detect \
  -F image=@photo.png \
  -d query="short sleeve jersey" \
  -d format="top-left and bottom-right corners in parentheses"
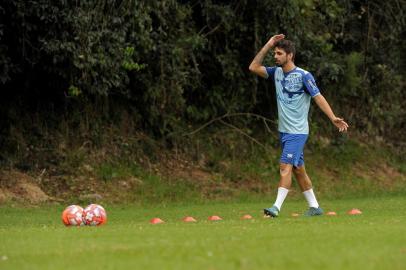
top-left (266, 66), bottom-right (320, 134)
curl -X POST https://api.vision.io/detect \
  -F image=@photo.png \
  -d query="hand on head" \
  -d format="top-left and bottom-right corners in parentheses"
top-left (267, 34), bottom-right (285, 47)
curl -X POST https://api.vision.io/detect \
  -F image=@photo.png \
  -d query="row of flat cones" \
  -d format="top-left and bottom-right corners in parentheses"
top-left (150, 215), bottom-right (250, 224)
top-left (150, 209), bottom-right (362, 224)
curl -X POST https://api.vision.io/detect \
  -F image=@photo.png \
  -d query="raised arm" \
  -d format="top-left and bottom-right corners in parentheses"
top-left (249, 34), bottom-right (285, 78)
top-left (313, 95), bottom-right (349, 132)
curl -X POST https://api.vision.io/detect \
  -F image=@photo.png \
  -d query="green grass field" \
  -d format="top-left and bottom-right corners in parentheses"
top-left (1, 196), bottom-right (406, 270)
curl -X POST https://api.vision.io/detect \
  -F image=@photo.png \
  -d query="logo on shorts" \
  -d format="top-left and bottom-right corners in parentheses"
top-left (287, 153), bottom-right (293, 159)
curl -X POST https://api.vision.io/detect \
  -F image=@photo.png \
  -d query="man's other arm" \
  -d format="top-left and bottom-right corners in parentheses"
top-left (313, 94), bottom-right (349, 133)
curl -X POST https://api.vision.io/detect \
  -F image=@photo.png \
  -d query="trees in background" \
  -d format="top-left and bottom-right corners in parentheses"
top-left (0, 0), bottom-right (404, 154)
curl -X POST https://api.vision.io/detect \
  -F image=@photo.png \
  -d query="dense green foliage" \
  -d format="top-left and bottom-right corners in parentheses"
top-left (0, 0), bottom-right (405, 165)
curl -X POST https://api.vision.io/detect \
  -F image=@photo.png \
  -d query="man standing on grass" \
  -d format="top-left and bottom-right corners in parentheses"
top-left (249, 34), bottom-right (348, 217)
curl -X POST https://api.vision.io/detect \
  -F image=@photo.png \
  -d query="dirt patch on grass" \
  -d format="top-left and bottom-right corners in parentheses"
top-left (354, 161), bottom-right (404, 187)
top-left (0, 170), bottom-right (50, 204)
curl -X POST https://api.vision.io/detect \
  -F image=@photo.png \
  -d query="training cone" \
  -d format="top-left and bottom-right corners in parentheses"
top-left (347, 209), bottom-right (362, 215)
top-left (208, 215), bottom-right (222, 221)
top-left (182, 216), bottom-right (197, 222)
top-left (326, 211), bottom-right (337, 216)
top-left (291, 213), bottom-right (300, 217)
top-left (241, 214), bottom-right (252, 220)
top-left (150, 218), bottom-right (164, 224)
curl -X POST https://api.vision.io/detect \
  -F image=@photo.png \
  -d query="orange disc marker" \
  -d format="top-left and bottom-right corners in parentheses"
top-left (182, 216), bottom-right (197, 222)
top-left (150, 218), bottom-right (165, 224)
top-left (347, 209), bottom-right (362, 215)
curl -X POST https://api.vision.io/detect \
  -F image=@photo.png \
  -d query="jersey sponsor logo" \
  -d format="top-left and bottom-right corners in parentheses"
top-left (287, 153), bottom-right (293, 159)
top-left (283, 88), bottom-right (304, 98)
top-left (282, 73), bottom-right (304, 98)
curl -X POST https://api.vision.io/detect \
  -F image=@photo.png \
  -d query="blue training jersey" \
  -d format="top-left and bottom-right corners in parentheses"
top-left (266, 66), bottom-right (320, 134)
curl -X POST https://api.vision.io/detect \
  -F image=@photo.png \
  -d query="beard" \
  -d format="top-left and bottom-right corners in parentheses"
top-left (275, 59), bottom-right (287, 67)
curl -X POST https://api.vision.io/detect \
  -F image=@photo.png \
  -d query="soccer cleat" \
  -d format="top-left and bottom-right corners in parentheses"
top-left (304, 207), bottom-right (324, 217)
top-left (264, 205), bottom-right (280, 217)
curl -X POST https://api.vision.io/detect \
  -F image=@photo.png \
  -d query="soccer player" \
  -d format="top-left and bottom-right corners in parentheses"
top-left (249, 34), bottom-right (348, 217)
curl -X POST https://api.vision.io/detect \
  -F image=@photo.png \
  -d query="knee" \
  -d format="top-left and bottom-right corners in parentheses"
top-left (279, 165), bottom-right (292, 178)
top-left (293, 166), bottom-right (305, 177)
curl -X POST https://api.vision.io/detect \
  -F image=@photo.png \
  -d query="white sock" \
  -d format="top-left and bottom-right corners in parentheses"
top-left (303, 188), bottom-right (319, 208)
top-left (273, 187), bottom-right (289, 210)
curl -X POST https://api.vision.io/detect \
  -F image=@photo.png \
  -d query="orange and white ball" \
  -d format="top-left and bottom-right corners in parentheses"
top-left (62, 205), bottom-right (85, 226)
top-left (83, 204), bottom-right (107, 226)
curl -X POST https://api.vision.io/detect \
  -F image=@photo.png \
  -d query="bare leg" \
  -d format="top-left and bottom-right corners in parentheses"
top-left (293, 165), bottom-right (320, 209)
top-left (269, 163), bottom-right (293, 211)
top-left (279, 163), bottom-right (293, 189)
top-left (292, 165), bottom-right (312, 191)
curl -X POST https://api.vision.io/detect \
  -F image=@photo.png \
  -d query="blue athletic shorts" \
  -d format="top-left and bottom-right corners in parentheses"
top-left (279, 132), bottom-right (308, 167)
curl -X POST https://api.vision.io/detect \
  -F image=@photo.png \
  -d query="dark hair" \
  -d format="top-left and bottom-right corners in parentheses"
top-left (274, 39), bottom-right (296, 60)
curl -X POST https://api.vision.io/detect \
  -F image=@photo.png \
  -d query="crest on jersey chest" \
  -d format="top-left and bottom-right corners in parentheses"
top-left (281, 72), bottom-right (304, 98)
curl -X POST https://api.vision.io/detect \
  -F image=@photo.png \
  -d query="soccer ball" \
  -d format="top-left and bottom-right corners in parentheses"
top-left (62, 205), bottom-right (85, 226)
top-left (83, 204), bottom-right (107, 226)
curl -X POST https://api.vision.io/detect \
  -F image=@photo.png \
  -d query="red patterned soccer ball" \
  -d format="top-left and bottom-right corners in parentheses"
top-left (83, 204), bottom-right (107, 226)
top-left (62, 205), bottom-right (85, 226)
